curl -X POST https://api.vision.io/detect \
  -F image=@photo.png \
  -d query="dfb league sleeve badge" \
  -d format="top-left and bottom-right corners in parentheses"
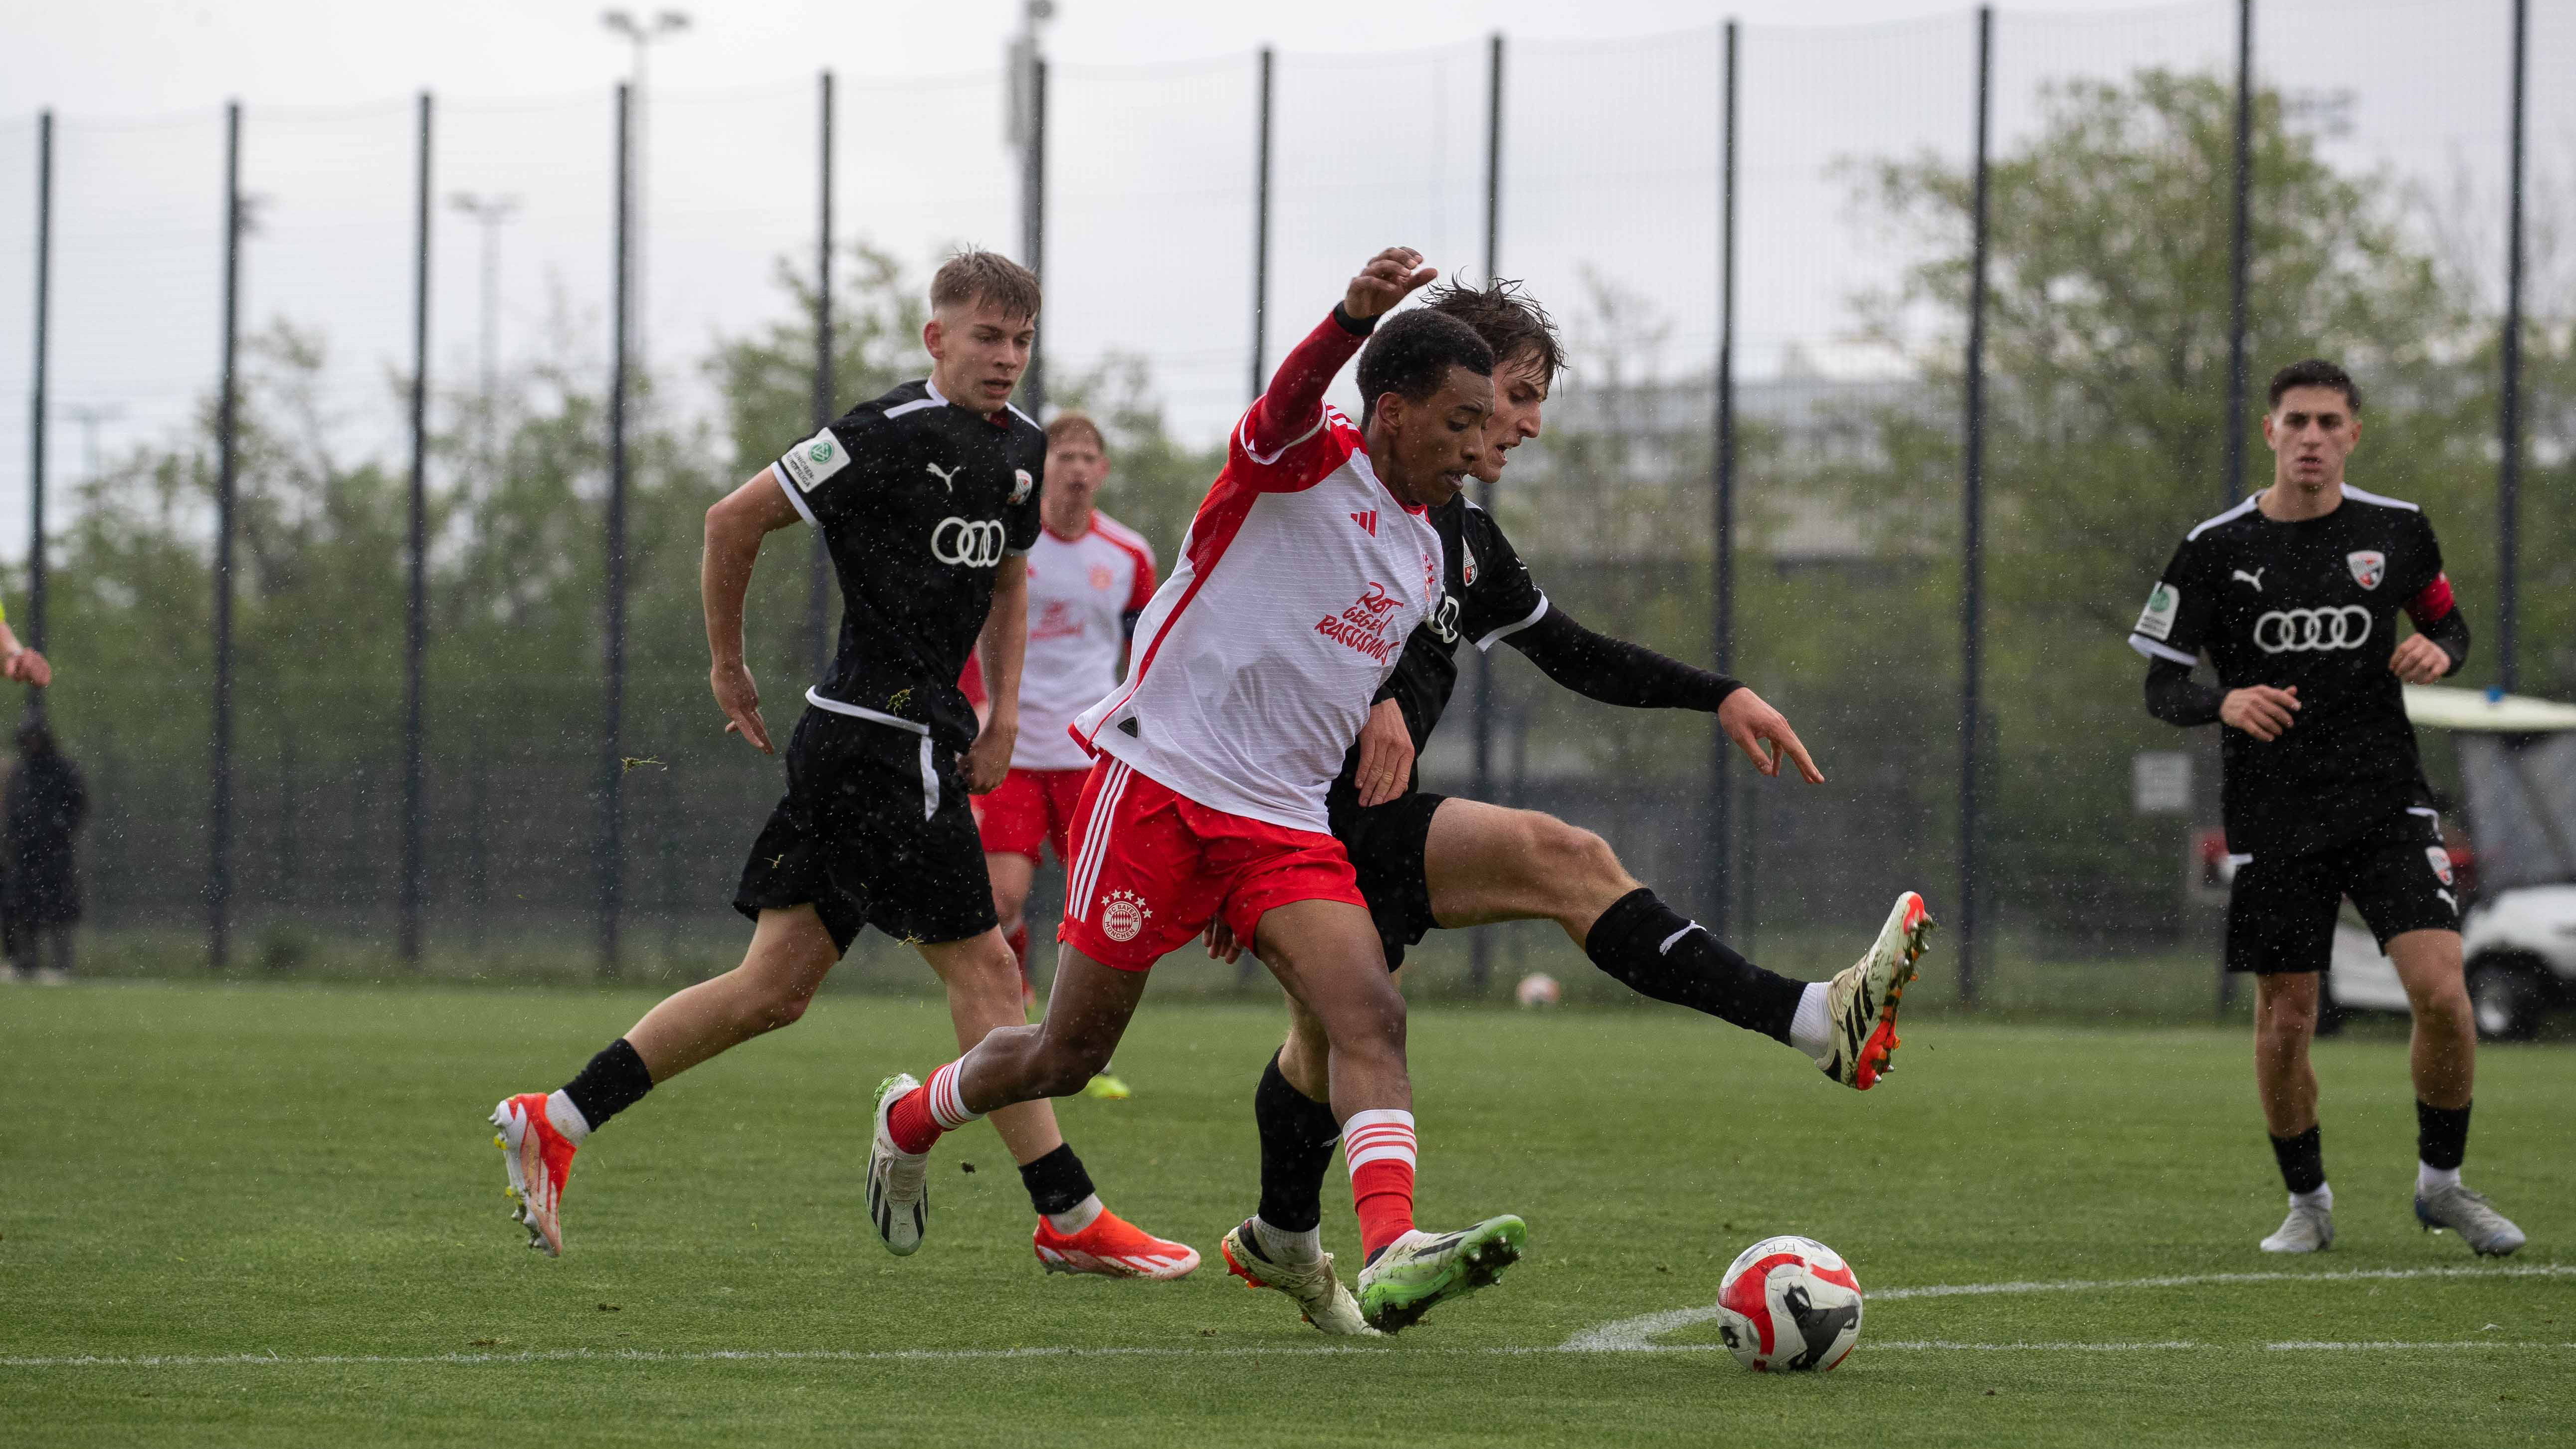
top-left (2347, 551), bottom-right (2386, 590)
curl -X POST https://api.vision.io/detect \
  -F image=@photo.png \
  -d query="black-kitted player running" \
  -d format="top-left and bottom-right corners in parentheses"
top-left (2129, 358), bottom-right (2521, 1257)
top-left (486, 250), bottom-right (1196, 1278)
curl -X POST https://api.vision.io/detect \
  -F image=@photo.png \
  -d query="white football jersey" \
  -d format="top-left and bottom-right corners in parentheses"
top-left (1070, 403), bottom-right (1444, 834)
top-left (1009, 513), bottom-right (1157, 771)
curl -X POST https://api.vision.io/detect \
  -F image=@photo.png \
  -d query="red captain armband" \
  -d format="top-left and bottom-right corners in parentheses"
top-left (2405, 573), bottom-right (2456, 629)
top-left (958, 652), bottom-right (988, 708)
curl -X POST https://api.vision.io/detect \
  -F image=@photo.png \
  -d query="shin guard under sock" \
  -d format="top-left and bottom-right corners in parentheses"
top-left (1344, 1109), bottom-right (1417, 1261)
top-left (2269, 1125), bottom-right (2327, 1196)
top-left (1254, 1052), bottom-right (1343, 1234)
top-left (1584, 888), bottom-right (1804, 1041)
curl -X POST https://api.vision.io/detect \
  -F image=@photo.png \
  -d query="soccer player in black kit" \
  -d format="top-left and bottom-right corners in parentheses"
top-left (486, 251), bottom-right (1195, 1278)
top-left (1207, 281), bottom-right (1933, 1332)
top-left (2129, 359), bottom-right (2522, 1257)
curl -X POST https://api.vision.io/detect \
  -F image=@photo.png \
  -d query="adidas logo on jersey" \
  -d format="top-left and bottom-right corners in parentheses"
top-left (1350, 510), bottom-right (1377, 536)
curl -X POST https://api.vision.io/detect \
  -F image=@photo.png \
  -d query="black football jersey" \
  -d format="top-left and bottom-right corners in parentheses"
top-left (1344, 496), bottom-right (1548, 782)
top-left (774, 379), bottom-right (1044, 752)
top-left (2128, 485), bottom-right (2447, 858)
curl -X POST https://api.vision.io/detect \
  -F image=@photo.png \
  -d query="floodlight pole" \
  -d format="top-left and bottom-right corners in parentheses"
top-left (401, 91), bottom-right (433, 969)
top-left (1469, 30), bottom-right (1503, 991)
top-left (1249, 45), bottom-right (1274, 406)
top-left (1958, 7), bottom-right (1993, 1006)
top-left (600, 82), bottom-right (632, 979)
top-left (2223, 0), bottom-right (2254, 513)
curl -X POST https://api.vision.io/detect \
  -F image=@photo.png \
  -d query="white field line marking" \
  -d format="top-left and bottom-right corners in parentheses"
top-left (8, 1263), bottom-right (2570, 1372)
top-left (1559, 1261), bottom-right (2576, 1351)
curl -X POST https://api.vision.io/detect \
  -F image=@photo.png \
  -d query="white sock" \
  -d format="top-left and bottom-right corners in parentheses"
top-left (1251, 1216), bottom-right (1323, 1264)
top-left (2290, 1183), bottom-right (2332, 1212)
top-left (1789, 983), bottom-right (1833, 1065)
top-left (2417, 1162), bottom-right (2461, 1196)
top-left (544, 1090), bottom-right (593, 1146)
top-left (1046, 1193), bottom-right (1104, 1236)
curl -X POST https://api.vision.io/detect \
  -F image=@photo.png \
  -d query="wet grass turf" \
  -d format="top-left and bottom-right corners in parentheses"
top-left (2, 980), bottom-right (2571, 1447)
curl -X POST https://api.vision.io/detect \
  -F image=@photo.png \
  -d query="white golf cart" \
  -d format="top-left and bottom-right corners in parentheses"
top-left (2323, 684), bottom-right (2576, 1041)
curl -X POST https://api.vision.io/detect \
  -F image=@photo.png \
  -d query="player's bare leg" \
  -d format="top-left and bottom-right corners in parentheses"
top-left (2250, 972), bottom-right (2333, 1251)
top-left (985, 850), bottom-right (1038, 1004)
top-left (2387, 929), bottom-right (2522, 1254)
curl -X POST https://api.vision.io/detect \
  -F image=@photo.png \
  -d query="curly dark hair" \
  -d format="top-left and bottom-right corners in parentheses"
top-left (1356, 309), bottom-right (1495, 425)
top-left (2267, 358), bottom-right (2361, 412)
top-left (1423, 277), bottom-right (1564, 389)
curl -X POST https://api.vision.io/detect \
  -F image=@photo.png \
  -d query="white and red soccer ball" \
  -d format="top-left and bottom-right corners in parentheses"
top-left (1514, 972), bottom-right (1561, 1008)
top-left (1715, 1235), bottom-right (1864, 1372)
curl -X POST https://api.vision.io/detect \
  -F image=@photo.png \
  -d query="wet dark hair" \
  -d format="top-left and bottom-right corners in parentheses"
top-left (1423, 277), bottom-right (1563, 389)
top-left (1356, 309), bottom-right (1495, 425)
top-left (2268, 358), bottom-right (2361, 412)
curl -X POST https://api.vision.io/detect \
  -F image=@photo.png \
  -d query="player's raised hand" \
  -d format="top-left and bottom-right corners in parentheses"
top-left (3, 647), bottom-right (50, 687)
top-left (1344, 247), bottom-right (1436, 321)
top-left (1353, 697), bottom-right (1415, 808)
top-left (2389, 635), bottom-right (2450, 685)
top-left (1718, 687), bottom-right (1824, 783)
top-left (2220, 684), bottom-right (2299, 742)
top-left (711, 659), bottom-right (773, 754)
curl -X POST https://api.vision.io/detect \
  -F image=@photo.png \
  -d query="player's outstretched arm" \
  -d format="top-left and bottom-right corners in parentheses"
top-left (964, 554), bottom-right (1027, 795)
top-left (1240, 248), bottom-right (1435, 467)
top-left (1504, 607), bottom-right (1818, 782)
top-left (703, 467), bottom-right (803, 755)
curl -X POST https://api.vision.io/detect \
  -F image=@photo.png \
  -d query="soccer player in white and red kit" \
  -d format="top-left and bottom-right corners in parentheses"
top-left (868, 249), bottom-right (1529, 1333)
top-left (959, 413), bottom-right (1157, 999)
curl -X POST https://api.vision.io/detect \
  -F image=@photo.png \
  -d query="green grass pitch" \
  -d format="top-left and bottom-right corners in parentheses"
top-left (3, 980), bottom-right (2571, 1447)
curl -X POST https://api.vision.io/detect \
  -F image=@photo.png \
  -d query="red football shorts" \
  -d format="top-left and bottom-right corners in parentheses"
top-left (972, 767), bottom-right (1089, 864)
top-left (1056, 756), bottom-right (1365, 971)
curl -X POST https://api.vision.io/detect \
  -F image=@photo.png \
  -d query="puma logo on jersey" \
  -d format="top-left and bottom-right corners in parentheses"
top-left (925, 461), bottom-right (960, 493)
top-left (2233, 568), bottom-right (2265, 592)
top-left (1349, 510), bottom-right (1377, 536)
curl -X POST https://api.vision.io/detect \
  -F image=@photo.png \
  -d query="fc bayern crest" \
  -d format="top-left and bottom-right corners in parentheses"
top-left (2348, 550), bottom-right (2386, 590)
top-left (1099, 889), bottom-right (1151, 943)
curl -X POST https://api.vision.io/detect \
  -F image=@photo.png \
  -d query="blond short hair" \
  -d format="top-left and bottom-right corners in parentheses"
top-left (930, 249), bottom-right (1041, 322)
top-left (1045, 412), bottom-right (1106, 455)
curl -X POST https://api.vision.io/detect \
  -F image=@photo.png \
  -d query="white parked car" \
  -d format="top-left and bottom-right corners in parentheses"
top-left (2325, 685), bottom-right (2576, 1041)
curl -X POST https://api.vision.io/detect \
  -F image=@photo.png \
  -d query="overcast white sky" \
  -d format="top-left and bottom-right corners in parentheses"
top-left (0, 0), bottom-right (2556, 562)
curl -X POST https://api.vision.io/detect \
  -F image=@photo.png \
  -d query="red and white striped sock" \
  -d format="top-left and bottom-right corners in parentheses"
top-left (1344, 1108), bottom-right (1418, 1260)
top-left (886, 1061), bottom-right (983, 1156)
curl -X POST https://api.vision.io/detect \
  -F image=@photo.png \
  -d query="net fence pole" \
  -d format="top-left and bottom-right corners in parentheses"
top-left (211, 100), bottom-right (243, 973)
top-left (809, 69), bottom-right (835, 680)
top-left (600, 82), bottom-right (631, 979)
top-left (2224, 0), bottom-right (2253, 513)
top-left (1021, 56), bottom-right (1048, 415)
top-left (1709, 20), bottom-right (1738, 942)
top-left (401, 91), bottom-right (433, 969)
top-left (2218, 0), bottom-right (2254, 1018)
top-left (26, 112), bottom-right (49, 715)
top-left (2498, 0), bottom-right (2527, 693)
top-left (1249, 45), bottom-right (1273, 406)
top-left (1469, 30), bottom-right (1503, 992)
top-left (1958, 7), bottom-right (1993, 1007)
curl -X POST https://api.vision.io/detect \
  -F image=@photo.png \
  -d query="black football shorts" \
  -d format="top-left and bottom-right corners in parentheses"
top-left (1328, 781), bottom-right (1448, 971)
top-left (733, 706), bottom-right (997, 954)
top-left (2225, 808), bottom-right (2460, 975)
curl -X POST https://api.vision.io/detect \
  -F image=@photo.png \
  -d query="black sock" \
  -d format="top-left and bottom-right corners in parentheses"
top-left (2415, 1099), bottom-right (2472, 1172)
top-left (1254, 1051), bottom-right (1342, 1234)
top-left (558, 1038), bottom-right (654, 1132)
top-left (1583, 887), bottom-right (1804, 1042)
top-left (1019, 1143), bottom-right (1098, 1219)
top-left (2269, 1125), bottom-right (2326, 1195)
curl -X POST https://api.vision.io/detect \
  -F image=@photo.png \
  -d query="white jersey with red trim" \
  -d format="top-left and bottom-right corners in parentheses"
top-left (1071, 403), bottom-right (1444, 834)
top-left (1012, 512), bottom-right (1158, 771)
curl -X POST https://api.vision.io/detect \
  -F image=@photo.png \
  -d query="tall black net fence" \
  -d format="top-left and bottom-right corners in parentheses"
top-left (0, 5), bottom-right (2560, 1010)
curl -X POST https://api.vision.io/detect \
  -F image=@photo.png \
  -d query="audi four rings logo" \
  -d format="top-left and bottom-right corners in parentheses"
top-left (931, 517), bottom-right (1007, 567)
top-left (2253, 606), bottom-right (2372, 653)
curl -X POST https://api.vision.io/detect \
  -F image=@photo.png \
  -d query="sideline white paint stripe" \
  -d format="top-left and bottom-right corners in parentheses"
top-left (1559, 1262), bottom-right (2576, 1351)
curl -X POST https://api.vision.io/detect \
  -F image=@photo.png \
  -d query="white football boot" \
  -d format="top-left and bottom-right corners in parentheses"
top-left (2259, 1198), bottom-right (2334, 1253)
top-left (1219, 1221), bottom-right (1380, 1336)
top-left (866, 1074), bottom-right (931, 1256)
top-left (1819, 891), bottom-right (1934, 1089)
top-left (2414, 1182), bottom-right (2525, 1256)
